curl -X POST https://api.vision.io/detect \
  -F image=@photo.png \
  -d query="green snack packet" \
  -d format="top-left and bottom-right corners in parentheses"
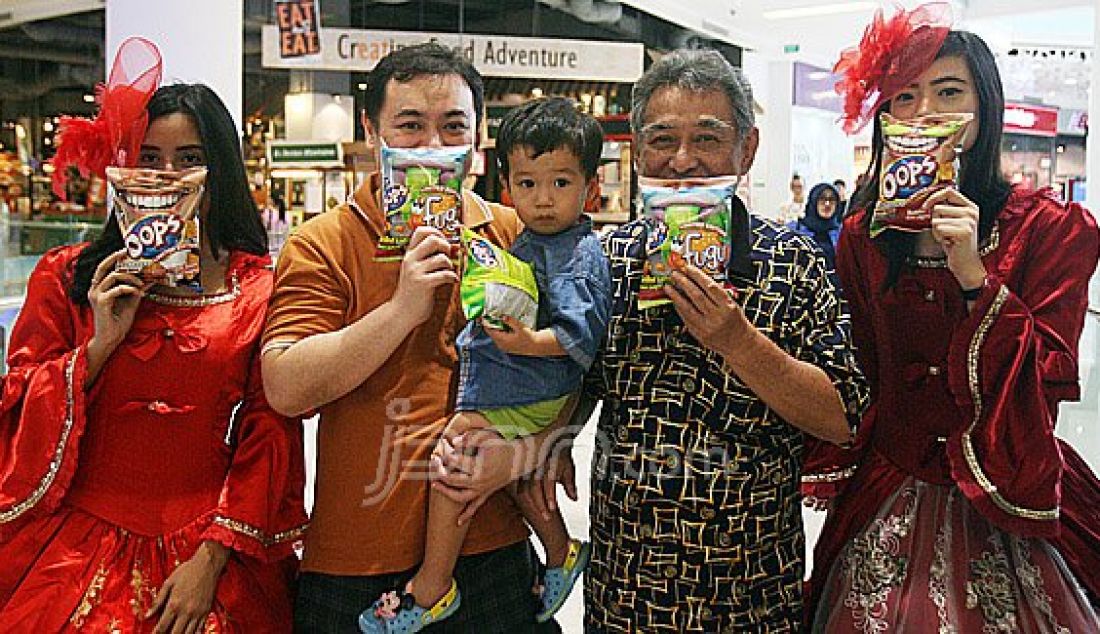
top-left (376, 143), bottom-right (470, 262)
top-left (638, 176), bottom-right (738, 310)
top-left (460, 227), bottom-right (539, 330)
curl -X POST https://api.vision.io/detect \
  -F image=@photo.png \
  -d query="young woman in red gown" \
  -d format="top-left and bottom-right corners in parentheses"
top-left (0, 39), bottom-right (306, 633)
top-left (804, 4), bottom-right (1100, 632)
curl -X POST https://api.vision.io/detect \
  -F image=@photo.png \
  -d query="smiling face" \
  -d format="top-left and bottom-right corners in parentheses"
top-left (635, 86), bottom-right (758, 180)
top-left (504, 146), bottom-right (595, 236)
top-left (888, 55), bottom-right (980, 151)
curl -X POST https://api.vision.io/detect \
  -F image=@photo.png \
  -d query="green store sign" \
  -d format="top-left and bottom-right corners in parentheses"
top-left (268, 142), bottom-right (343, 166)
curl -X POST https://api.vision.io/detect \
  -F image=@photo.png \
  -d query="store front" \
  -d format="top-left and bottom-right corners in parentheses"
top-left (1056, 108), bottom-right (1088, 202)
top-left (1002, 101), bottom-right (1059, 191)
top-left (261, 25), bottom-right (645, 227)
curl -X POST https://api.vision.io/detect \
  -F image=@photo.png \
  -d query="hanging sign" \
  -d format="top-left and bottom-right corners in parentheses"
top-left (276, 0), bottom-right (321, 58)
top-left (262, 26), bottom-right (644, 82)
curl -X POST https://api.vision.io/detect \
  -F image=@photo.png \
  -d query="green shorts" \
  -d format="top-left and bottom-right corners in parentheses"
top-left (478, 395), bottom-right (572, 441)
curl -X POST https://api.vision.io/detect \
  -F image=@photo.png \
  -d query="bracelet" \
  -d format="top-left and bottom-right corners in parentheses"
top-left (961, 285), bottom-right (983, 301)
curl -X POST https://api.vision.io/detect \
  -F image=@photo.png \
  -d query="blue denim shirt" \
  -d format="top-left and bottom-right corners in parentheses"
top-left (456, 216), bottom-right (611, 410)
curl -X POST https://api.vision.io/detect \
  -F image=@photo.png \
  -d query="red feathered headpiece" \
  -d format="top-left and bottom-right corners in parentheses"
top-left (834, 3), bottom-right (953, 134)
top-left (51, 37), bottom-right (162, 199)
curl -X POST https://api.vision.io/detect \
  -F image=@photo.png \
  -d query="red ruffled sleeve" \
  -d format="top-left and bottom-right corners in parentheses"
top-left (200, 263), bottom-right (308, 562)
top-left (0, 246), bottom-right (91, 536)
top-left (802, 216), bottom-right (876, 505)
top-left (943, 194), bottom-right (1099, 537)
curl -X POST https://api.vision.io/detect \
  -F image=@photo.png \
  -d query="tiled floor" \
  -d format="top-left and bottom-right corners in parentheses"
top-left (302, 278), bottom-right (1100, 633)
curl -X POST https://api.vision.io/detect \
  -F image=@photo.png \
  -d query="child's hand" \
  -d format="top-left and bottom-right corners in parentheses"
top-left (484, 316), bottom-right (539, 355)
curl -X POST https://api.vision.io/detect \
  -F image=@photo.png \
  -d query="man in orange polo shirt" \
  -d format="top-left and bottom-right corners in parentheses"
top-left (262, 44), bottom-right (559, 632)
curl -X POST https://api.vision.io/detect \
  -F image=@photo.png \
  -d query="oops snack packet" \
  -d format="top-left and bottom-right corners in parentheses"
top-left (376, 144), bottom-right (470, 262)
top-left (107, 166), bottom-right (206, 292)
top-left (871, 112), bottom-right (973, 237)
top-left (459, 227), bottom-right (538, 331)
top-left (638, 176), bottom-right (738, 310)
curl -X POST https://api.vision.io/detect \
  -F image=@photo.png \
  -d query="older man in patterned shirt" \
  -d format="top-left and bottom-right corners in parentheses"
top-left (524, 50), bottom-right (870, 632)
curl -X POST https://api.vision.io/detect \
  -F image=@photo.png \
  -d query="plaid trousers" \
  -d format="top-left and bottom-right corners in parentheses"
top-left (294, 540), bottom-right (561, 633)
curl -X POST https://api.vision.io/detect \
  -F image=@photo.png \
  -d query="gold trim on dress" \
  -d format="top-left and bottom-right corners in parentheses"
top-left (145, 274), bottom-right (241, 307)
top-left (961, 284), bottom-right (1059, 521)
top-left (0, 349), bottom-right (79, 523)
top-left (802, 465), bottom-right (858, 483)
top-left (213, 515), bottom-right (308, 547)
top-left (908, 225), bottom-right (1001, 268)
top-left (70, 559), bottom-right (109, 628)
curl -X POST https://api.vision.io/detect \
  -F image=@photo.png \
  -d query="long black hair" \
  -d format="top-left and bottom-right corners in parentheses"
top-left (849, 31), bottom-right (1012, 288)
top-left (70, 84), bottom-right (267, 304)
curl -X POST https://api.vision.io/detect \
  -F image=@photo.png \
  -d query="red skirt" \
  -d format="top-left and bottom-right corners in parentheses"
top-left (811, 478), bottom-right (1099, 633)
top-left (0, 506), bottom-right (296, 632)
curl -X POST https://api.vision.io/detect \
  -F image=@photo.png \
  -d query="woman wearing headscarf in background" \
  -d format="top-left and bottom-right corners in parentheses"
top-left (786, 182), bottom-right (842, 274)
top-left (802, 3), bottom-right (1100, 632)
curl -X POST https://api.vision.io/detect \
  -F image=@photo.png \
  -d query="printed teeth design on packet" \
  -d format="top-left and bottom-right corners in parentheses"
top-left (638, 176), bottom-right (738, 310)
top-left (871, 112), bottom-right (973, 237)
top-left (376, 144), bottom-right (471, 262)
top-left (108, 166), bottom-right (207, 292)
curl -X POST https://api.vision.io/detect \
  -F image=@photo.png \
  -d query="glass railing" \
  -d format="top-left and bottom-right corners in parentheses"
top-left (0, 215), bottom-right (104, 298)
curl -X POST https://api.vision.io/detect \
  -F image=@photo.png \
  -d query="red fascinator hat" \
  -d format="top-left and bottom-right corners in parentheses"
top-left (834, 2), bottom-right (953, 134)
top-left (50, 37), bottom-right (163, 198)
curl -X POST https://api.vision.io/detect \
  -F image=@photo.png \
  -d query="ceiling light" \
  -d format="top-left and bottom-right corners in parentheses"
top-left (357, 82), bottom-right (367, 90)
top-left (763, 2), bottom-right (877, 20)
top-left (808, 71), bottom-right (831, 80)
top-left (82, 94), bottom-right (95, 103)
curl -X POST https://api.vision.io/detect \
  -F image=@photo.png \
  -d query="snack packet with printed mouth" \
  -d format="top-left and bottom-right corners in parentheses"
top-left (638, 176), bottom-right (738, 310)
top-left (375, 144), bottom-right (470, 262)
top-left (107, 166), bottom-right (206, 292)
top-left (871, 112), bottom-right (973, 238)
top-left (459, 227), bottom-right (538, 331)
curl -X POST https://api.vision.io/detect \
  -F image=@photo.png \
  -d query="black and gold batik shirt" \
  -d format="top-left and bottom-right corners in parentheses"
top-left (582, 197), bottom-right (869, 633)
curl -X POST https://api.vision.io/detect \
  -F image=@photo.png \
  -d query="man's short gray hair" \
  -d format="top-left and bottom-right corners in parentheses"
top-left (631, 49), bottom-right (755, 137)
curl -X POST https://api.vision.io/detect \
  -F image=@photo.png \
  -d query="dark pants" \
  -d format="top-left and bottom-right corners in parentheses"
top-left (294, 540), bottom-right (561, 633)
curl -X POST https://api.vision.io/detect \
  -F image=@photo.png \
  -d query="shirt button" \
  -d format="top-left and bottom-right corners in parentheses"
top-left (700, 507), bottom-right (716, 520)
top-left (610, 602), bottom-right (622, 616)
top-left (682, 378), bottom-right (697, 393)
top-left (663, 565), bottom-right (678, 578)
top-left (640, 525), bottom-right (654, 539)
top-left (627, 492), bottom-right (640, 506)
top-left (928, 365), bottom-right (941, 376)
top-left (666, 334), bottom-right (679, 348)
top-left (163, 328), bottom-right (174, 338)
top-left (629, 351), bottom-right (641, 363)
top-left (718, 533), bottom-right (733, 547)
top-left (924, 290), bottom-right (936, 302)
top-left (616, 427), bottom-right (629, 441)
top-left (665, 454), bottom-right (680, 470)
top-left (701, 607), bottom-right (713, 620)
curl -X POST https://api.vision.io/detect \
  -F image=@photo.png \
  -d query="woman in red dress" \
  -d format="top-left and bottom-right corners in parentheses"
top-left (804, 4), bottom-right (1100, 632)
top-left (0, 40), bottom-right (307, 633)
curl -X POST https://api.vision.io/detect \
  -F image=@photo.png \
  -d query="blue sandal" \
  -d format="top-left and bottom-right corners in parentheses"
top-left (535, 540), bottom-right (591, 623)
top-left (358, 579), bottom-right (461, 634)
